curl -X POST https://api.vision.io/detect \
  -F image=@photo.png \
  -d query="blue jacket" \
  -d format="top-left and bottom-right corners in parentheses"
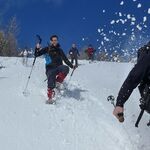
top-left (44, 53), bottom-right (52, 65)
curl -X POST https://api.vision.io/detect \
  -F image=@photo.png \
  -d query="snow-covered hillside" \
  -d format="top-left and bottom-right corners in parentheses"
top-left (0, 57), bottom-right (149, 150)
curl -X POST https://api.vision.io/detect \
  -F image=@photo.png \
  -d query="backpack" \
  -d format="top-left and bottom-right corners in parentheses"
top-left (136, 84), bottom-right (150, 127)
top-left (139, 84), bottom-right (150, 114)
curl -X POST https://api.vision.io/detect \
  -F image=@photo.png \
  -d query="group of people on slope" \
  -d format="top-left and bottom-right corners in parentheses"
top-left (17, 33), bottom-right (150, 125)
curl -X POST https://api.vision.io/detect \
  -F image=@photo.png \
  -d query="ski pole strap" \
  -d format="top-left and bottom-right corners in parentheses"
top-left (135, 109), bottom-right (145, 128)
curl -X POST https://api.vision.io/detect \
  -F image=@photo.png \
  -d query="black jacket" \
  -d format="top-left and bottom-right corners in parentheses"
top-left (116, 44), bottom-right (150, 107)
top-left (35, 44), bottom-right (73, 69)
top-left (69, 47), bottom-right (80, 58)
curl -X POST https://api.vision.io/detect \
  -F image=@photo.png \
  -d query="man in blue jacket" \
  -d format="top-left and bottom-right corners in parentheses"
top-left (35, 35), bottom-right (75, 104)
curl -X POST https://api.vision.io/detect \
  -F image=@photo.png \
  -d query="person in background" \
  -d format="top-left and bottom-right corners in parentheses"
top-left (69, 43), bottom-right (80, 67)
top-left (85, 44), bottom-right (96, 62)
top-left (19, 49), bottom-right (29, 66)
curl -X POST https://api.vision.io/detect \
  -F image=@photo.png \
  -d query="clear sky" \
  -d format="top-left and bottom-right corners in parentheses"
top-left (0, 0), bottom-right (150, 52)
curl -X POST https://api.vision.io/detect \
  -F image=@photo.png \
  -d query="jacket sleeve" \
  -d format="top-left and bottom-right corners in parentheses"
top-left (116, 55), bottom-right (150, 107)
top-left (60, 49), bottom-right (73, 68)
top-left (35, 47), bottom-right (48, 57)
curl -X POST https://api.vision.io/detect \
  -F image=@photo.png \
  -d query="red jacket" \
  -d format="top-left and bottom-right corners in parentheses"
top-left (87, 48), bottom-right (94, 55)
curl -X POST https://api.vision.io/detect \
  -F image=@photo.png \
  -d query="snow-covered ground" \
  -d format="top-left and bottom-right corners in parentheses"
top-left (0, 57), bottom-right (149, 150)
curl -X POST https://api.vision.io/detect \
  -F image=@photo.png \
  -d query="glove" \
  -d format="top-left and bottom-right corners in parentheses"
top-left (34, 47), bottom-right (39, 57)
top-left (113, 106), bottom-right (124, 123)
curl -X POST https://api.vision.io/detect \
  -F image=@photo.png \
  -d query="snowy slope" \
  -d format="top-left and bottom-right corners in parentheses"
top-left (0, 57), bottom-right (149, 150)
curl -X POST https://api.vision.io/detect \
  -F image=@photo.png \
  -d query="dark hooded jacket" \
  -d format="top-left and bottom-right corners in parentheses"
top-left (116, 42), bottom-right (150, 107)
top-left (69, 47), bottom-right (80, 58)
top-left (35, 44), bottom-right (73, 69)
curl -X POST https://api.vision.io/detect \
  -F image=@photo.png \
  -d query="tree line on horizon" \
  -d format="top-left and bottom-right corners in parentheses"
top-left (0, 16), bottom-right (19, 56)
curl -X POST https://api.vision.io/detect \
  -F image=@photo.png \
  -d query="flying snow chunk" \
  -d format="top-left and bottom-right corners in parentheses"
top-left (103, 10), bottom-right (106, 13)
top-left (98, 29), bottom-right (101, 33)
top-left (137, 3), bottom-right (142, 8)
top-left (148, 8), bottom-right (150, 14)
top-left (131, 17), bottom-right (136, 22)
top-left (98, 46), bottom-right (101, 50)
top-left (110, 20), bottom-right (115, 24)
top-left (120, 1), bottom-right (124, 5)
top-left (143, 16), bottom-right (147, 22)
top-left (82, 38), bottom-right (85, 41)
top-left (104, 37), bottom-right (109, 42)
top-left (127, 14), bottom-right (131, 19)
top-left (119, 12), bottom-right (122, 17)
top-left (120, 19), bottom-right (125, 24)
top-left (136, 24), bottom-right (142, 31)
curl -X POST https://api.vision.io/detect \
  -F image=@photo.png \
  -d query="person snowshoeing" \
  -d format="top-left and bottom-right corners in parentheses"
top-left (35, 35), bottom-right (75, 104)
top-left (85, 44), bottom-right (96, 62)
top-left (19, 49), bottom-right (29, 66)
top-left (69, 43), bottom-right (80, 67)
top-left (113, 41), bottom-right (150, 122)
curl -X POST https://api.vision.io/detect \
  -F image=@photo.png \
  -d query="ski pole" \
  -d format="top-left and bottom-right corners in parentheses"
top-left (70, 67), bottom-right (75, 77)
top-left (135, 109), bottom-right (144, 128)
top-left (65, 68), bottom-right (76, 88)
top-left (23, 35), bottom-right (42, 94)
top-left (23, 56), bottom-right (37, 94)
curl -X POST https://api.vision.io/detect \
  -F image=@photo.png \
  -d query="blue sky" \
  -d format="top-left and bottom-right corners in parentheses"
top-left (1, 0), bottom-right (150, 53)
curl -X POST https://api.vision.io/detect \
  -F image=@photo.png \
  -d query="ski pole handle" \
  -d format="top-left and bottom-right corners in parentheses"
top-left (118, 113), bottom-right (124, 123)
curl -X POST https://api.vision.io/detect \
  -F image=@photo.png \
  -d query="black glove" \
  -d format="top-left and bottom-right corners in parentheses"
top-left (34, 48), bottom-right (39, 57)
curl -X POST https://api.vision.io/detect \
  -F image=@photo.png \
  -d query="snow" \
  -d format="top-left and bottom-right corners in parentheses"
top-left (110, 20), bottom-right (115, 24)
top-left (137, 3), bottom-right (142, 8)
top-left (0, 57), bottom-right (150, 150)
top-left (104, 37), bottom-right (110, 42)
top-left (143, 16), bottom-right (147, 22)
top-left (127, 14), bottom-right (131, 19)
top-left (98, 29), bottom-right (101, 33)
top-left (103, 10), bottom-right (106, 13)
top-left (131, 16), bottom-right (136, 22)
top-left (136, 24), bottom-right (142, 31)
top-left (119, 12), bottom-right (122, 17)
top-left (148, 8), bottom-right (150, 14)
top-left (122, 33), bottom-right (126, 36)
top-left (120, 1), bottom-right (124, 6)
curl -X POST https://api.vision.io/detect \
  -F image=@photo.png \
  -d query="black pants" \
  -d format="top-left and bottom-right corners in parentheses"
top-left (46, 65), bottom-right (69, 89)
top-left (71, 57), bottom-right (78, 67)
